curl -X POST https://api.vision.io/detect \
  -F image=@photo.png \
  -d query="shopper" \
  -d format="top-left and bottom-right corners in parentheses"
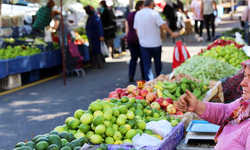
top-left (32, 0), bottom-right (55, 36)
top-left (163, 0), bottom-right (178, 32)
top-left (47, 10), bottom-right (75, 46)
top-left (177, 59), bottom-right (250, 149)
top-left (201, 0), bottom-right (217, 41)
top-left (84, 5), bottom-right (105, 69)
top-left (99, 0), bottom-right (116, 59)
top-left (191, 0), bottom-right (204, 42)
top-left (125, 1), bottom-right (145, 82)
top-left (134, 0), bottom-right (179, 81)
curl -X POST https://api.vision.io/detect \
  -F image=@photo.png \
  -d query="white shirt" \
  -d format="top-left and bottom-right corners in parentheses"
top-left (191, 0), bottom-right (202, 20)
top-left (202, 0), bottom-right (214, 15)
top-left (134, 8), bottom-right (166, 48)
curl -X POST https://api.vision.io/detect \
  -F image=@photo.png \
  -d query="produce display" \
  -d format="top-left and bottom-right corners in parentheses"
top-left (199, 44), bottom-right (249, 68)
top-left (201, 39), bottom-right (244, 51)
top-left (174, 56), bottom-right (240, 81)
top-left (152, 78), bottom-right (210, 102)
top-left (14, 83), bottom-right (183, 150)
top-left (0, 45), bottom-right (41, 59)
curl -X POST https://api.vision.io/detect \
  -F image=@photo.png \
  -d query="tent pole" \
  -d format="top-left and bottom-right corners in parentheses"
top-left (60, 0), bottom-right (66, 85)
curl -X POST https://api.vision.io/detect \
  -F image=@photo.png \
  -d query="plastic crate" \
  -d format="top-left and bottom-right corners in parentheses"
top-left (21, 70), bottom-right (40, 84)
top-left (0, 74), bottom-right (22, 90)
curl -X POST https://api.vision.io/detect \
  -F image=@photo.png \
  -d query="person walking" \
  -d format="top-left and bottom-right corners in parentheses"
top-left (201, 0), bottom-right (217, 41)
top-left (191, 0), bottom-right (204, 42)
top-left (163, 0), bottom-right (178, 32)
top-left (134, 0), bottom-right (179, 81)
top-left (125, 1), bottom-right (145, 82)
top-left (84, 6), bottom-right (105, 69)
top-left (99, 0), bottom-right (116, 59)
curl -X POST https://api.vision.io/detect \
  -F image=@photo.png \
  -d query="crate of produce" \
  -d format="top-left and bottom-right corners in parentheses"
top-left (0, 73), bottom-right (22, 90)
top-left (21, 70), bottom-right (40, 84)
top-left (106, 122), bottom-right (185, 150)
top-left (145, 73), bottom-right (224, 103)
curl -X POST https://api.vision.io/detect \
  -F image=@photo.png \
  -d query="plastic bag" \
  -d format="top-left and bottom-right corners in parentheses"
top-left (44, 27), bottom-right (52, 42)
top-left (215, 17), bottom-right (221, 26)
top-left (130, 133), bottom-right (162, 149)
top-left (146, 120), bottom-right (172, 138)
top-left (101, 42), bottom-right (109, 58)
top-left (235, 32), bottom-right (245, 45)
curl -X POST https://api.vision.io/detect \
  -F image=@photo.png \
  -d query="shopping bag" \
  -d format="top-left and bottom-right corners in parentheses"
top-left (101, 42), bottom-right (109, 58)
top-left (44, 27), bottom-right (52, 42)
top-left (215, 17), bottom-right (221, 27)
top-left (172, 38), bottom-right (190, 70)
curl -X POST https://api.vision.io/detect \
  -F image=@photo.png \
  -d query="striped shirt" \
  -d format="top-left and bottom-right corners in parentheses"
top-left (32, 6), bottom-right (52, 31)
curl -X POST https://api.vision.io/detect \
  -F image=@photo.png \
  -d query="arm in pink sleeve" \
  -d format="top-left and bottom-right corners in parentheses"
top-left (199, 98), bottom-right (241, 125)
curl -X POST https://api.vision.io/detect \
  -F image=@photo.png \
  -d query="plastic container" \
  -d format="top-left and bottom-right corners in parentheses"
top-left (21, 70), bottom-right (40, 84)
top-left (0, 74), bottom-right (22, 90)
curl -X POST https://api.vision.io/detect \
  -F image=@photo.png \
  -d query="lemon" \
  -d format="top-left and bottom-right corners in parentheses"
top-left (144, 129), bottom-right (153, 135)
top-left (126, 102), bottom-right (133, 108)
top-left (93, 110), bottom-right (104, 117)
top-left (126, 120), bottom-right (135, 128)
top-left (78, 124), bottom-right (90, 133)
top-left (112, 107), bottom-right (120, 117)
top-left (74, 109), bottom-right (85, 119)
top-left (136, 104), bottom-right (144, 110)
top-left (113, 131), bottom-right (122, 140)
top-left (53, 126), bottom-right (65, 133)
top-left (119, 125), bottom-right (128, 134)
top-left (126, 111), bottom-right (135, 120)
top-left (112, 124), bottom-right (119, 131)
top-left (105, 127), bottom-right (115, 137)
top-left (153, 113), bottom-right (160, 118)
top-left (134, 109), bottom-right (143, 117)
top-left (114, 140), bottom-right (124, 145)
top-left (65, 117), bottom-right (75, 125)
top-left (104, 120), bottom-right (113, 127)
top-left (80, 114), bottom-right (94, 124)
top-left (118, 105), bottom-right (128, 114)
top-left (101, 101), bottom-right (111, 109)
top-left (86, 131), bottom-right (95, 139)
top-left (90, 134), bottom-right (103, 144)
top-left (137, 120), bottom-right (146, 130)
top-left (124, 124), bottom-right (131, 131)
top-left (129, 98), bottom-right (136, 103)
top-left (105, 137), bottom-right (114, 144)
top-left (123, 139), bottom-right (133, 143)
top-left (121, 96), bottom-right (129, 103)
top-left (69, 129), bottom-right (77, 135)
top-left (74, 133), bottom-right (85, 139)
top-left (90, 102), bottom-right (103, 111)
top-left (129, 107), bottom-right (136, 112)
top-left (125, 129), bottom-right (138, 139)
top-left (68, 119), bottom-right (81, 130)
top-left (116, 117), bottom-right (126, 126)
top-left (104, 112), bottom-right (112, 120)
top-left (118, 114), bottom-right (127, 120)
top-left (103, 107), bottom-right (113, 114)
top-left (95, 124), bottom-right (106, 134)
top-left (93, 115), bottom-right (104, 126)
top-left (111, 116), bottom-right (117, 124)
top-left (136, 129), bottom-right (143, 135)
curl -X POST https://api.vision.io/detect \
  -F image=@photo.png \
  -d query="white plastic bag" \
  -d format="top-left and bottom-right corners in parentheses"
top-left (235, 32), bottom-right (245, 45)
top-left (101, 42), bottom-right (109, 58)
top-left (130, 133), bottom-right (162, 149)
top-left (44, 27), bottom-right (52, 42)
top-left (215, 17), bottom-right (221, 27)
top-left (146, 120), bottom-right (172, 138)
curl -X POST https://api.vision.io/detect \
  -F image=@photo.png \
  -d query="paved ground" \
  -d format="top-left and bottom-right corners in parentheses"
top-left (0, 15), bottom-right (241, 149)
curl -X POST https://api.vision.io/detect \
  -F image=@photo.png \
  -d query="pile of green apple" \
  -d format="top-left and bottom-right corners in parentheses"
top-left (52, 97), bottom-right (181, 145)
top-left (0, 45), bottom-right (41, 60)
top-left (199, 44), bottom-right (250, 68)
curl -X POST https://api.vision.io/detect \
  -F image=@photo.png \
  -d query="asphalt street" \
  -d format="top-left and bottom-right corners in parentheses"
top-left (0, 16), bottom-right (240, 149)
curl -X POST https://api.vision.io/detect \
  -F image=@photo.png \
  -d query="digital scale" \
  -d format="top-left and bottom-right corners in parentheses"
top-left (185, 120), bottom-right (220, 145)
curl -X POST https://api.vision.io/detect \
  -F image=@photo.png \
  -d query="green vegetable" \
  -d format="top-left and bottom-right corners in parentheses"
top-left (174, 56), bottom-right (240, 81)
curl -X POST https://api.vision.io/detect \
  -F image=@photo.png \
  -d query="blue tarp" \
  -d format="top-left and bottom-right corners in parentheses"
top-left (0, 46), bottom-right (91, 79)
top-left (0, 60), bottom-right (8, 79)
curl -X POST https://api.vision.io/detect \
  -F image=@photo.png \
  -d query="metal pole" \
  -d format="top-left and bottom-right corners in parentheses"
top-left (60, 0), bottom-right (66, 85)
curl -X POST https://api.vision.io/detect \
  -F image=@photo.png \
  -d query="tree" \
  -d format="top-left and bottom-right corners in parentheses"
top-left (79, 0), bottom-right (99, 9)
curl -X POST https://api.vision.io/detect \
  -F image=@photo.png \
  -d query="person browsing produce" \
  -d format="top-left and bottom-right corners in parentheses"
top-left (177, 59), bottom-right (250, 150)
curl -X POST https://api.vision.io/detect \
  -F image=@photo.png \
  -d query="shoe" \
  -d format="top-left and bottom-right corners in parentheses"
top-left (129, 77), bottom-right (135, 82)
top-left (195, 34), bottom-right (199, 40)
top-left (197, 37), bottom-right (204, 42)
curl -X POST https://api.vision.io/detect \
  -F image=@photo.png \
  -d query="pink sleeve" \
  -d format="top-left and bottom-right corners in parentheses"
top-left (199, 98), bottom-right (241, 125)
top-left (245, 128), bottom-right (250, 149)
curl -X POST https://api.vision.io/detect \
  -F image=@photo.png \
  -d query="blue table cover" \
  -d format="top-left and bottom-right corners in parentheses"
top-left (0, 60), bottom-right (8, 79)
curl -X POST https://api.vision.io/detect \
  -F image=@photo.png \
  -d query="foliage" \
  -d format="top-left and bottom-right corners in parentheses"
top-left (79, 0), bottom-right (99, 9)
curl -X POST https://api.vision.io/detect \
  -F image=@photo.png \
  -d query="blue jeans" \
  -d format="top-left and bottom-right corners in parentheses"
top-left (140, 46), bottom-right (162, 81)
top-left (128, 43), bottom-right (145, 80)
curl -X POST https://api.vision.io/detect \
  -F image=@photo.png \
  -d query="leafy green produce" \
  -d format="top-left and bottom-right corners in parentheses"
top-left (174, 56), bottom-right (240, 81)
top-left (222, 27), bottom-right (244, 38)
top-left (0, 45), bottom-right (41, 60)
top-left (199, 44), bottom-right (250, 68)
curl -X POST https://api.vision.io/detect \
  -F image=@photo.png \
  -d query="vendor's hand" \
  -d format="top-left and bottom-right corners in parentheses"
top-left (100, 37), bottom-right (104, 42)
top-left (177, 89), bottom-right (199, 112)
top-left (171, 32), bottom-right (179, 38)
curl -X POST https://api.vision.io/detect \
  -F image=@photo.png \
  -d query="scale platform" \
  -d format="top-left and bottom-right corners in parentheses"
top-left (185, 120), bottom-right (220, 145)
